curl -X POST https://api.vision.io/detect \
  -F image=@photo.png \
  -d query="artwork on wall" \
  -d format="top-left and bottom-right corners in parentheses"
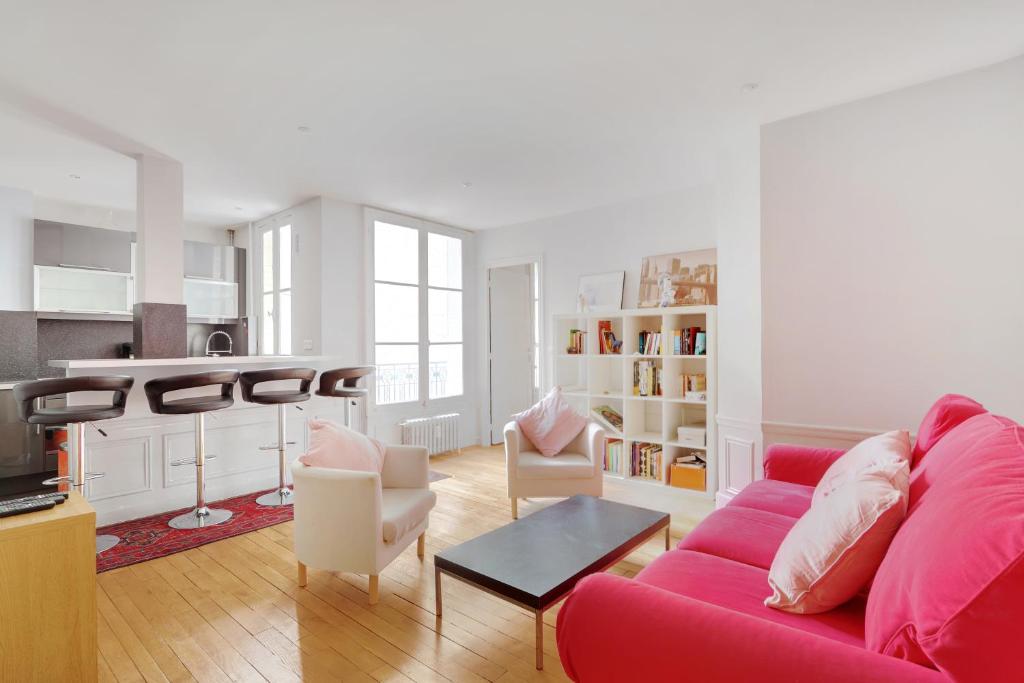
top-left (577, 271), bottom-right (625, 312)
top-left (638, 249), bottom-right (717, 307)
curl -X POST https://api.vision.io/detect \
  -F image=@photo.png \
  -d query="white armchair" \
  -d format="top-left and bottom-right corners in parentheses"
top-left (291, 444), bottom-right (436, 604)
top-left (504, 420), bottom-right (605, 519)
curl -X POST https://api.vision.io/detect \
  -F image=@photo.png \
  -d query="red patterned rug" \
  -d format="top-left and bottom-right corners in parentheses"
top-left (95, 488), bottom-right (293, 573)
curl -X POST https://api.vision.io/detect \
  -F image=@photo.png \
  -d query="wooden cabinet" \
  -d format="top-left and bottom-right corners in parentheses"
top-left (0, 492), bottom-right (97, 682)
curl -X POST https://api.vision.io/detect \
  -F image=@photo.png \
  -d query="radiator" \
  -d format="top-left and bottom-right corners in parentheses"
top-left (400, 413), bottom-right (460, 456)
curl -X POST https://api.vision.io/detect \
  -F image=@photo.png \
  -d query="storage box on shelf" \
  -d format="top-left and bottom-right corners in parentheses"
top-left (552, 306), bottom-right (716, 498)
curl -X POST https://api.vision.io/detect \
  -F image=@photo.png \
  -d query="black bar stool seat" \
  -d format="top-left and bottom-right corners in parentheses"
top-left (239, 368), bottom-right (316, 506)
top-left (13, 375), bottom-right (134, 554)
top-left (316, 366), bottom-right (373, 428)
top-left (144, 370), bottom-right (239, 530)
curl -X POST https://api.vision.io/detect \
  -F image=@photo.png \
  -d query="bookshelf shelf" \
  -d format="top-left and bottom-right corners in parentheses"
top-left (553, 305), bottom-right (717, 498)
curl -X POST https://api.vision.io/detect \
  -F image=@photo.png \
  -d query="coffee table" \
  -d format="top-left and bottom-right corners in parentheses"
top-left (433, 495), bottom-right (670, 670)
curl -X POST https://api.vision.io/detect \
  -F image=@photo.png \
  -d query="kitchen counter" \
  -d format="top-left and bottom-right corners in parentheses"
top-left (49, 355), bottom-right (364, 525)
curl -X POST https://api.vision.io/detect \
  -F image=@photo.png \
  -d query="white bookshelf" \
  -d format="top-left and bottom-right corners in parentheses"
top-left (552, 305), bottom-right (717, 499)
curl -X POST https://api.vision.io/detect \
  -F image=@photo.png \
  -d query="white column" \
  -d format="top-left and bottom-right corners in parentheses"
top-left (135, 155), bottom-right (184, 304)
top-left (0, 185), bottom-right (34, 310)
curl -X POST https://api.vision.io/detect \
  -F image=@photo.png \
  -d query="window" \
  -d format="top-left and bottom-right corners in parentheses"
top-left (259, 223), bottom-right (292, 355)
top-left (373, 219), bottom-right (464, 405)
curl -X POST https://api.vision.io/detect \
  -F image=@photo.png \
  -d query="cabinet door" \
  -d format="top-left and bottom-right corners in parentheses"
top-left (34, 266), bottom-right (133, 314)
top-left (58, 224), bottom-right (133, 273)
top-left (184, 242), bottom-right (236, 281)
top-left (184, 278), bottom-right (238, 319)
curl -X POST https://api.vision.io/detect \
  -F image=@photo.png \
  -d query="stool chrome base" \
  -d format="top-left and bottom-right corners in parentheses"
top-left (96, 534), bottom-right (119, 554)
top-left (256, 487), bottom-right (293, 507)
top-left (169, 507), bottom-right (233, 530)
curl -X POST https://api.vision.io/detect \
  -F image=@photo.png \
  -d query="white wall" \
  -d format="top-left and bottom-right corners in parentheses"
top-left (762, 55), bottom-right (1024, 438)
top-left (0, 185), bottom-right (34, 310)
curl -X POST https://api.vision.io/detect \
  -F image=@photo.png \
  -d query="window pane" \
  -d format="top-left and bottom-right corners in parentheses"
top-left (262, 230), bottom-right (274, 293)
top-left (374, 221), bottom-right (418, 284)
top-left (428, 289), bottom-right (462, 343)
top-left (428, 233), bottom-right (462, 289)
top-left (279, 225), bottom-right (292, 290)
top-left (376, 344), bottom-right (418, 404)
top-left (374, 283), bottom-right (418, 343)
top-left (429, 344), bottom-right (463, 399)
top-left (262, 292), bottom-right (275, 355)
top-left (279, 290), bottom-right (292, 355)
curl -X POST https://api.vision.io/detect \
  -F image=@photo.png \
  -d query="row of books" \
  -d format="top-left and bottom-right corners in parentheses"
top-left (681, 373), bottom-right (707, 401)
top-left (638, 330), bottom-right (661, 355)
top-left (591, 404), bottom-right (624, 431)
top-left (671, 327), bottom-right (707, 356)
top-left (633, 360), bottom-right (663, 396)
top-left (597, 320), bottom-right (623, 354)
top-left (566, 329), bottom-right (586, 354)
top-left (604, 438), bottom-right (624, 473)
top-left (631, 441), bottom-right (663, 480)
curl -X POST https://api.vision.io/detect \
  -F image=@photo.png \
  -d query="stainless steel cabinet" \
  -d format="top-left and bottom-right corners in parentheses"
top-left (184, 241), bottom-right (236, 281)
top-left (34, 221), bottom-right (133, 273)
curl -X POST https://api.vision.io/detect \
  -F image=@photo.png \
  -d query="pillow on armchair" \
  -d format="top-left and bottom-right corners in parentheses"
top-left (515, 387), bottom-right (587, 456)
top-left (298, 419), bottom-right (386, 472)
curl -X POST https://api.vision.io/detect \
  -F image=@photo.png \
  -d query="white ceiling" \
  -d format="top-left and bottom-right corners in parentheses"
top-left (1, 1), bottom-right (1022, 230)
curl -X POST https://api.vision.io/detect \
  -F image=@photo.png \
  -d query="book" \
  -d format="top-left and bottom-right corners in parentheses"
top-left (591, 405), bottom-right (623, 431)
top-left (566, 329), bottom-right (586, 354)
top-left (597, 320), bottom-right (622, 354)
top-left (604, 438), bottom-right (623, 473)
top-left (630, 441), bottom-right (663, 480)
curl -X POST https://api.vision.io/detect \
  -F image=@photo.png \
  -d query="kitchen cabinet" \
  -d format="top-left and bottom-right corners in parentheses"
top-left (184, 241), bottom-right (237, 281)
top-left (34, 221), bottom-right (133, 273)
top-left (184, 278), bottom-right (239, 319)
top-left (34, 265), bottom-right (134, 315)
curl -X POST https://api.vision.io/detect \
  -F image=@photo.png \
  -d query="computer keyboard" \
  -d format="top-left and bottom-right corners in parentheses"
top-left (0, 492), bottom-right (69, 518)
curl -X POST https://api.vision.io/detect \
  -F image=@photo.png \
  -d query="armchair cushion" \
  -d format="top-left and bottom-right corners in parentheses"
top-left (381, 488), bottom-right (436, 543)
top-left (517, 452), bottom-right (595, 479)
top-left (299, 419), bottom-right (385, 472)
top-left (911, 393), bottom-right (985, 467)
top-left (514, 387), bottom-right (587, 456)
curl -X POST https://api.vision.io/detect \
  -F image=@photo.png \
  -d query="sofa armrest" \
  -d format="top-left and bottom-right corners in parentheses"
top-left (556, 573), bottom-right (945, 683)
top-left (504, 420), bottom-right (521, 472)
top-left (291, 462), bottom-right (383, 571)
top-left (381, 444), bottom-right (429, 489)
top-left (763, 443), bottom-right (846, 486)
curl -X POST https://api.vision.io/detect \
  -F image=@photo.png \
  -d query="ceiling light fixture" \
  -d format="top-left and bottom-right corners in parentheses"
top-left (234, 206), bottom-right (243, 211)
top-left (69, 173), bottom-right (81, 180)
top-left (741, 83), bottom-right (760, 93)
top-left (462, 182), bottom-right (473, 189)
top-left (297, 125), bottom-right (311, 133)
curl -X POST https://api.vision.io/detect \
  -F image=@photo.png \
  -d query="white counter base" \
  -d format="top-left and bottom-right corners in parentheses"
top-left (51, 356), bottom-right (362, 526)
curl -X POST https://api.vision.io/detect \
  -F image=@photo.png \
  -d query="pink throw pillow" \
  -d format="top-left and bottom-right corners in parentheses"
top-left (911, 394), bottom-right (985, 468)
top-left (298, 419), bottom-right (385, 472)
top-left (766, 455), bottom-right (910, 614)
top-left (515, 387), bottom-right (587, 457)
top-left (813, 430), bottom-right (911, 507)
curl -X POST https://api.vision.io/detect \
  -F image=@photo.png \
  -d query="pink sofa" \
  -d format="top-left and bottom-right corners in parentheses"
top-left (556, 396), bottom-right (1024, 682)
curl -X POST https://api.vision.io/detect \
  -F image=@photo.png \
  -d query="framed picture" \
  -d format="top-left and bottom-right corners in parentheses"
top-left (577, 271), bottom-right (624, 312)
top-left (638, 248), bottom-right (717, 307)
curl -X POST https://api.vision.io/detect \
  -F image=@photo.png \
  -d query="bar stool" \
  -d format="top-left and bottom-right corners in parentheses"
top-left (315, 366), bottom-right (374, 428)
top-left (239, 367), bottom-right (316, 507)
top-left (13, 375), bottom-right (134, 554)
top-left (144, 370), bottom-right (239, 529)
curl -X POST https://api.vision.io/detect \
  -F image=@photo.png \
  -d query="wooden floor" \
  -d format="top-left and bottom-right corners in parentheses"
top-left (95, 446), bottom-right (705, 682)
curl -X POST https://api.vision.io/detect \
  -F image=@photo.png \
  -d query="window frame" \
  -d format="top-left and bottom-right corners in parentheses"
top-left (367, 209), bottom-right (469, 408)
top-left (256, 218), bottom-right (293, 356)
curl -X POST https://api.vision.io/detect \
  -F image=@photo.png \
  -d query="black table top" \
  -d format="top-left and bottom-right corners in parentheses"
top-left (434, 495), bottom-right (669, 609)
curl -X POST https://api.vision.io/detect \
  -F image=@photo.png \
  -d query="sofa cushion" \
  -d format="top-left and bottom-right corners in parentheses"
top-left (728, 479), bottom-right (814, 518)
top-left (766, 456), bottom-right (909, 614)
top-left (866, 414), bottom-right (1024, 681)
top-left (812, 430), bottom-right (910, 507)
top-left (381, 488), bottom-right (436, 543)
top-left (678, 507), bottom-right (796, 570)
top-left (514, 387), bottom-right (587, 456)
top-left (517, 451), bottom-right (594, 479)
top-left (637, 549), bottom-right (866, 648)
top-left (911, 394), bottom-right (986, 468)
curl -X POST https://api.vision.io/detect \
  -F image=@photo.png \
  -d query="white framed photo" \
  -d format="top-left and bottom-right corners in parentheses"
top-left (577, 271), bottom-right (624, 312)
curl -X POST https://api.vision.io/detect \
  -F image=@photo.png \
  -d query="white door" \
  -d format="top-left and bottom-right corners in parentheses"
top-left (489, 264), bottom-right (535, 444)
